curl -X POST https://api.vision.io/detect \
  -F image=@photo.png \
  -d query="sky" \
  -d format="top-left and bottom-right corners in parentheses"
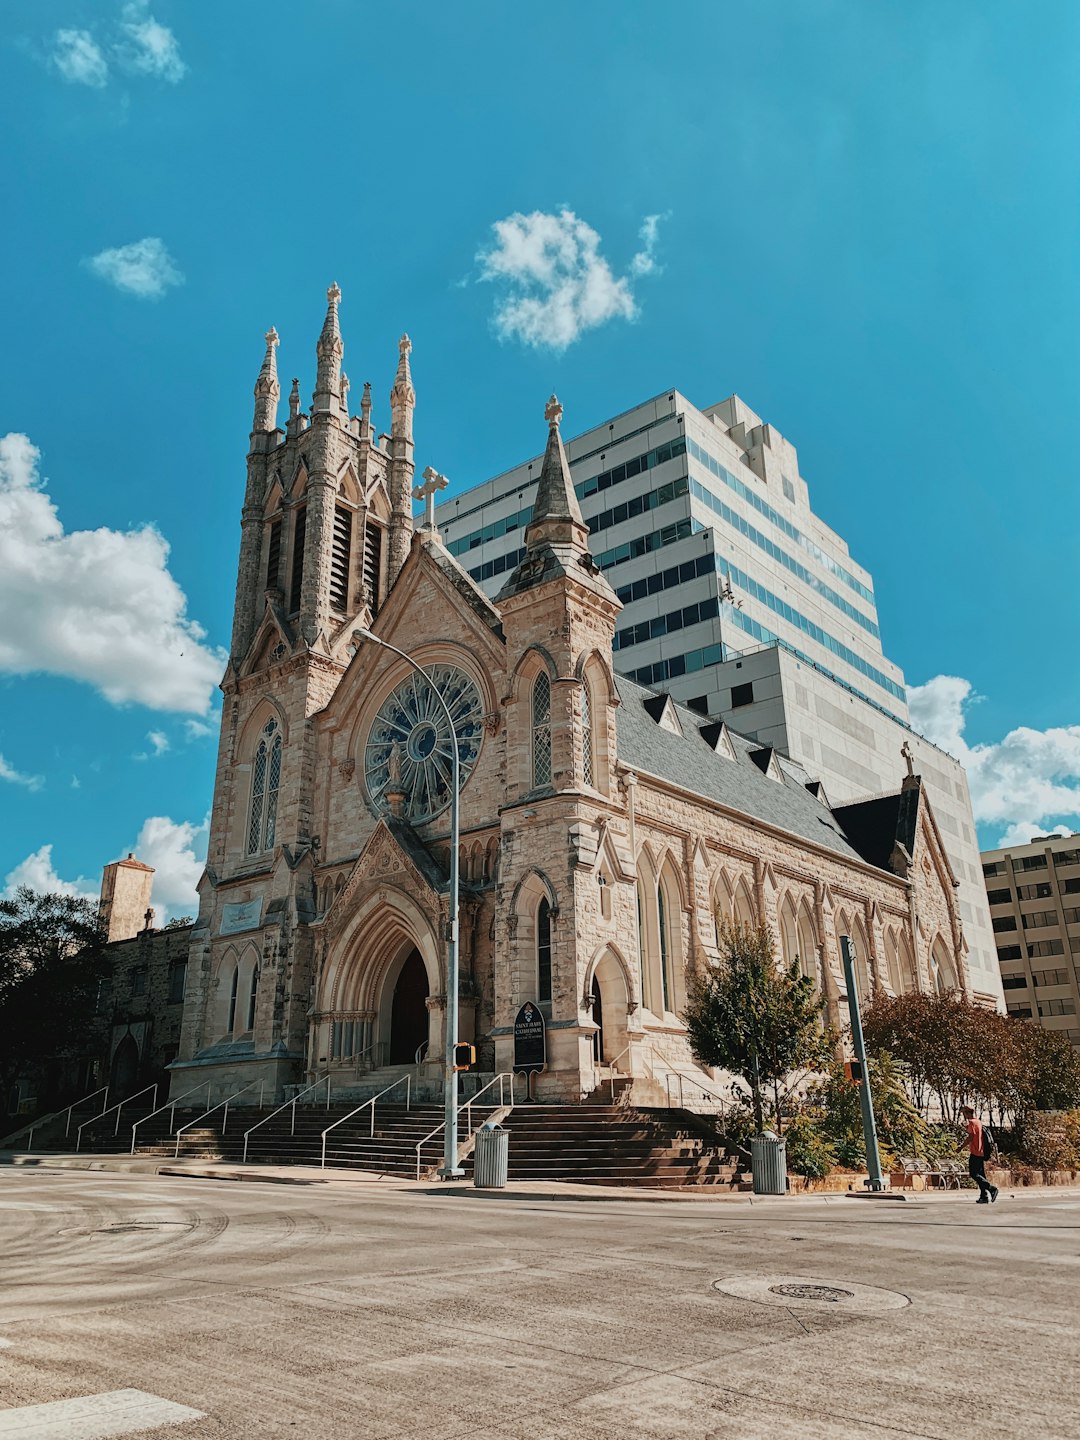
top-left (2, 0), bottom-right (1079, 919)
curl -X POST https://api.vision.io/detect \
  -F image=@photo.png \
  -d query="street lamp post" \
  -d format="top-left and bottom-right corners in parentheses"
top-left (355, 628), bottom-right (463, 1179)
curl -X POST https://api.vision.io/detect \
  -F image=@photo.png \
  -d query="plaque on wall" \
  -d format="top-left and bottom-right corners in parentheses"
top-left (220, 899), bottom-right (263, 935)
top-left (513, 1002), bottom-right (547, 1074)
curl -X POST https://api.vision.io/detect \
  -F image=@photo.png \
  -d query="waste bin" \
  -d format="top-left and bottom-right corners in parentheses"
top-left (473, 1121), bottom-right (509, 1188)
top-left (750, 1131), bottom-right (787, 1195)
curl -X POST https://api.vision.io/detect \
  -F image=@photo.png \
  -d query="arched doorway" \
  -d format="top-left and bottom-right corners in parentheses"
top-left (110, 1034), bottom-right (140, 1097)
top-left (389, 948), bottom-right (429, 1063)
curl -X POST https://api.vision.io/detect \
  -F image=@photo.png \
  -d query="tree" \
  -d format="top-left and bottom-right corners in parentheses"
top-left (683, 919), bottom-right (832, 1133)
top-left (861, 989), bottom-right (1080, 1124)
top-left (0, 888), bottom-right (110, 1118)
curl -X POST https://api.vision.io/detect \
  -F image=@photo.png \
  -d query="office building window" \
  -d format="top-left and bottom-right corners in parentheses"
top-left (986, 888), bottom-right (1012, 905)
top-left (1000, 975), bottom-right (1027, 990)
top-left (730, 682), bottom-right (754, 709)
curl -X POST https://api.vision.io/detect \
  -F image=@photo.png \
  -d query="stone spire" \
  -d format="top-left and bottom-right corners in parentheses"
top-left (387, 334), bottom-right (416, 587)
top-left (390, 334), bottom-right (415, 441)
top-left (252, 327), bottom-right (280, 432)
top-left (313, 282), bottom-right (343, 413)
top-left (524, 395), bottom-right (590, 552)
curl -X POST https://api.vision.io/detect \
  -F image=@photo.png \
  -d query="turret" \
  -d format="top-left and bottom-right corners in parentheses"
top-left (387, 334), bottom-right (416, 587)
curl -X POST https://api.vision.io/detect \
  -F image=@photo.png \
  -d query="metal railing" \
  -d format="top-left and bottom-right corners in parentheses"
top-left (599, 1044), bottom-right (631, 1102)
top-left (130, 1079), bottom-right (213, 1155)
top-left (646, 1046), bottom-right (729, 1120)
top-left (320, 1074), bottom-right (411, 1169)
top-left (242, 1074), bottom-right (331, 1163)
top-left (76, 1083), bottom-right (158, 1152)
top-left (415, 1041), bottom-right (429, 1064)
top-left (24, 1084), bottom-right (108, 1151)
top-left (414, 1072), bottom-right (516, 1180)
top-left (173, 1080), bottom-right (265, 1159)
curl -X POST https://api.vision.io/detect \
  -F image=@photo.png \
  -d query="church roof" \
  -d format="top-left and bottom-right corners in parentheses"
top-left (832, 780), bottom-right (924, 874)
top-left (613, 677), bottom-right (871, 865)
top-left (422, 537), bottom-right (505, 639)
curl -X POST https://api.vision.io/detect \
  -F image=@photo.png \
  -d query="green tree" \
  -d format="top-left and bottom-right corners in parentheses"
top-left (0, 888), bottom-right (110, 1118)
top-left (682, 919), bottom-right (832, 1133)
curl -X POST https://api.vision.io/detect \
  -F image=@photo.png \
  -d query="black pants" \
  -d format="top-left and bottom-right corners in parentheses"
top-left (968, 1155), bottom-right (995, 1199)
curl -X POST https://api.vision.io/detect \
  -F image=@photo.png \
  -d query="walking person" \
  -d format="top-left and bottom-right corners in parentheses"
top-left (960, 1105), bottom-right (998, 1204)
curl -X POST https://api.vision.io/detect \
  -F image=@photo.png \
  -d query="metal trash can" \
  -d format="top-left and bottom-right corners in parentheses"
top-left (751, 1131), bottom-right (787, 1195)
top-left (473, 1121), bottom-right (509, 1189)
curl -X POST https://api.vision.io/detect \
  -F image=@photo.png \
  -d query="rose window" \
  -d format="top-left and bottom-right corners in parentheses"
top-left (364, 665), bottom-right (483, 822)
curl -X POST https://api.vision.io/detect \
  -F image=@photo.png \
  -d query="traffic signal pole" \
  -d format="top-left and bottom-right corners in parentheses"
top-left (839, 933), bottom-right (885, 1192)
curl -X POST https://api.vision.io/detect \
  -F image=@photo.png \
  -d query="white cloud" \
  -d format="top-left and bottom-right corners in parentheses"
top-left (0, 432), bottom-right (224, 714)
top-left (84, 237), bottom-right (183, 300)
top-left (147, 730), bottom-right (169, 756)
top-left (630, 213), bottom-right (667, 277)
top-left (117, 1), bottom-right (186, 83)
top-left (909, 675), bottom-right (1080, 844)
top-left (476, 208), bottom-right (663, 352)
top-left (3, 844), bottom-right (97, 904)
top-left (0, 753), bottom-right (44, 791)
top-left (183, 712), bottom-right (219, 741)
top-left (52, 29), bottom-right (109, 88)
top-left (132, 814), bottom-right (208, 921)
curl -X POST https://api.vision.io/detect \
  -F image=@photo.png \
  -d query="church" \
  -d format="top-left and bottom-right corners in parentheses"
top-left (172, 285), bottom-right (970, 1107)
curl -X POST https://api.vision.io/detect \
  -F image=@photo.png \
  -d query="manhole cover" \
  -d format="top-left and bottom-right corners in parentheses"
top-left (713, 1275), bottom-right (910, 1312)
top-left (769, 1283), bottom-right (853, 1302)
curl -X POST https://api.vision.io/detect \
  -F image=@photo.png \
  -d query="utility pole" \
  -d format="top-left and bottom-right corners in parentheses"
top-left (839, 933), bottom-right (885, 1192)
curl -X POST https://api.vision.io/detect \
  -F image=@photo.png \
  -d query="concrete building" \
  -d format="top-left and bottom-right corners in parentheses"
top-left (437, 389), bottom-right (1002, 1007)
top-left (982, 833), bottom-right (1080, 1046)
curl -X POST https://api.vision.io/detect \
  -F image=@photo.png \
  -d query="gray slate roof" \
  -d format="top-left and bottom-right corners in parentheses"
top-left (614, 677), bottom-right (869, 864)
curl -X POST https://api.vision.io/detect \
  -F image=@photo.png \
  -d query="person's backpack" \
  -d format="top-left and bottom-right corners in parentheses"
top-left (982, 1126), bottom-right (996, 1159)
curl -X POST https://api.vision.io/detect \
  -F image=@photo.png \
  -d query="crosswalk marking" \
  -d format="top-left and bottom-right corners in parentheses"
top-left (0, 1389), bottom-right (204, 1437)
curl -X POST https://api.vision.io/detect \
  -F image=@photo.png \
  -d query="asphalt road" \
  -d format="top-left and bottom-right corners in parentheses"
top-left (1, 1170), bottom-right (1078, 1439)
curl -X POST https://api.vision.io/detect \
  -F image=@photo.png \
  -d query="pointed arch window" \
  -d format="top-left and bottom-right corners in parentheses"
top-left (288, 505), bottom-right (307, 613)
top-left (329, 506), bottom-right (352, 613)
top-left (227, 966), bottom-right (239, 1034)
top-left (581, 680), bottom-right (594, 787)
top-left (265, 518), bottom-right (282, 592)
top-left (537, 899), bottom-right (552, 1006)
top-left (532, 672), bottom-right (552, 787)
top-left (246, 967), bottom-right (259, 1031)
top-left (658, 884), bottom-right (673, 1012)
top-left (247, 719), bottom-right (282, 855)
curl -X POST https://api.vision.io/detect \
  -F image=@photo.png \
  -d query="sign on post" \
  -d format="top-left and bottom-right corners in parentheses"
top-left (513, 1002), bottom-right (546, 1100)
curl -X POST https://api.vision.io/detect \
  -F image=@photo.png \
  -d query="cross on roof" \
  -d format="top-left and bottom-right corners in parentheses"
top-left (413, 465), bottom-right (449, 530)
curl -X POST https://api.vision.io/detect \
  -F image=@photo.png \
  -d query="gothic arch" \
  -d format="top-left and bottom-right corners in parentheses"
top-left (574, 647), bottom-right (619, 706)
top-left (657, 854), bottom-right (687, 1013)
top-left (289, 458), bottom-right (309, 498)
top-left (778, 893), bottom-right (799, 970)
top-left (337, 462), bottom-right (361, 505)
top-left (796, 897), bottom-right (819, 983)
top-left (212, 942), bottom-right (260, 1040)
top-left (733, 875), bottom-right (756, 928)
top-left (883, 925), bottom-right (904, 994)
top-left (929, 934), bottom-right (956, 994)
top-left (507, 644), bottom-right (559, 700)
top-left (320, 886), bottom-right (441, 1017)
top-left (835, 906), bottom-right (871, 1005)
top-left (237, 696), bottom-right (289, 755)
top-left (584, 942), bottom-right (635, 1065)
top-left (509, 868), bottom-right (559, 919)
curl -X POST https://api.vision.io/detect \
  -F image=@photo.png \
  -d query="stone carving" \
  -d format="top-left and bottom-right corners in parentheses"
top-left (901, 740), bottom-right (915, 778)
top-left (337, 758), bottom-right (356, 781)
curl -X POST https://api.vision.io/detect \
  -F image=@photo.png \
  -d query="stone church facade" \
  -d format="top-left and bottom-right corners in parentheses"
top-left (173, 286), bottom-right (971, 1105)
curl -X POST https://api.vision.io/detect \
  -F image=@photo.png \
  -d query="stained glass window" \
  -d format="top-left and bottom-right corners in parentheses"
top-left (364, 665), bottom-right (483, 823)
top-left (537, 899), bottom-right (552, 1004)
top-left (532, 673), bottom-right (552, 787)
top-left (247, 720), bottom-right (280, 855)
top-left (581, 681), bottom-right (593, 787)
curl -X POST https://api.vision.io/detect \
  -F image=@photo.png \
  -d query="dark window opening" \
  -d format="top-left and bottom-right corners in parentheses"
top-left (537, 899), bottom-right (552, 1005)
top-left (289, 506), bottom-right (307, 614)
top-left (329, 506), bottom-right (352, 613)
top-left (266, 518), bottom-right (282, 592)
top-left (731, 681), bottom-right (754, 708)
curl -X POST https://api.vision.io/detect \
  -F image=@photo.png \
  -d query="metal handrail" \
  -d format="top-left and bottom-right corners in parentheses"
top-left (320, 1074), bottom-right (411, 1169)
top-left (76, 1083), bottom-right (158, 1152)
top-left (130, 1079), bottom-right (213, 1154)
top-left (414, 1040), bottom-right (429, 1064)
top-left (414, 1072), bottom-right (516, 1180)
top-left (647, 1045), bottom-right (728, 1118)
top-left (242, 1073), bottom-right (331, 1162)
top-left (25, 1084), bottom-right (108, 1151)
top-left (172, 1080), bottom-right (264, 1158)
top-left (350, 1039), bottom-right (385, 1076)
top-left (600, 1043), bottom-right (631, 1102)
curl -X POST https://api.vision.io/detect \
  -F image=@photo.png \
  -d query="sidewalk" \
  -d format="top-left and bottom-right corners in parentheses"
top-left (8, 1149), bottom-right (1080, 1205)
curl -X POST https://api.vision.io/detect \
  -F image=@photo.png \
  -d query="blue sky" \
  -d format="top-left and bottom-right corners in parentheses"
top-left (2, 0), bottom-right (1079, 916)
